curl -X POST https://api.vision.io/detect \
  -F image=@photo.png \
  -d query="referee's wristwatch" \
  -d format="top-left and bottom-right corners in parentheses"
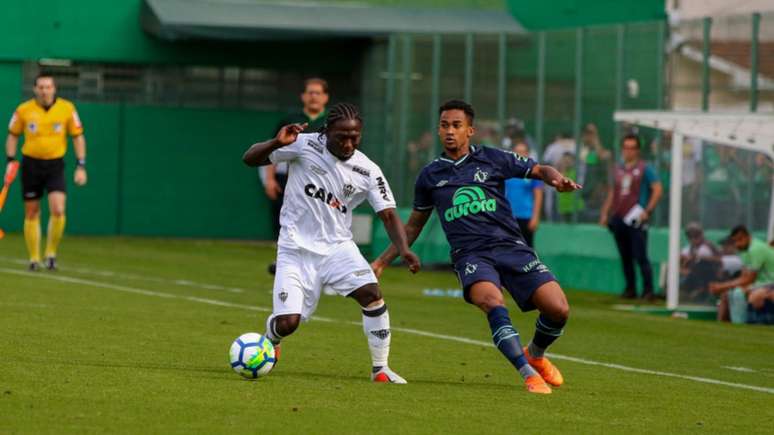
top-left (76, 158), bottom-right (86, 168)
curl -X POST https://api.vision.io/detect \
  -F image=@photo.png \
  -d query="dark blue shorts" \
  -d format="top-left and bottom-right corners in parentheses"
top-left (453, 245), bottom-right (557, 312)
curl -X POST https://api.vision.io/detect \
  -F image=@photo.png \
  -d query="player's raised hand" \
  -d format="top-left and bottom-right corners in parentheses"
top-left (552, 176), bottom-right (582, 193)
top-left (402, 250), bottom-right (421, 274)
top-left (276, 123), bottom-right (308, 146)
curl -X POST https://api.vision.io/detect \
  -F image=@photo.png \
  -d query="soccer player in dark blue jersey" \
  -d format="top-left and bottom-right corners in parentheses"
top-left (372, 100), bottom-right (581, 394)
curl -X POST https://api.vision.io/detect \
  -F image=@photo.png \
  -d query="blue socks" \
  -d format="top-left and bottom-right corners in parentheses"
top-left (528, 313), bottom-right (566, 358)
top-left (487, 306), bottom-right (537, 379)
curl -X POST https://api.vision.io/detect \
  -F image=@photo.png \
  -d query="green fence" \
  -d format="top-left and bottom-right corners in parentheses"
top-left (360, 20), bottom-right (666, 219)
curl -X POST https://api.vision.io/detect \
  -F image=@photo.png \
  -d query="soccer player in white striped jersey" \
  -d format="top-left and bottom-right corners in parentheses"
top-left (242, 103), bottom-right (420, 383)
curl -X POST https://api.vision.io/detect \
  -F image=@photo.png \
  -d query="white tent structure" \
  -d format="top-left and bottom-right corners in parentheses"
top-left (613, 111), bottom-right (774, 309)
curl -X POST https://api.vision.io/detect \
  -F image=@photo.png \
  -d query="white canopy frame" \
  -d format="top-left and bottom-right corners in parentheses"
top-left (614, 111), bottom-right (774, 309)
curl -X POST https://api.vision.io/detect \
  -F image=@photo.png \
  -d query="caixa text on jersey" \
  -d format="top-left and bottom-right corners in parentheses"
top-left (304, 183), bottom-right (347, 213)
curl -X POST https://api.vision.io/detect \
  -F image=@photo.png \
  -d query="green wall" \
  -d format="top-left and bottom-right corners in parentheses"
top-left (0, 1), bottom-right (361, 239)
top-left (119, 106), bottom-right (281, 238)
top-left (0, 100), bottom-right (282, 239)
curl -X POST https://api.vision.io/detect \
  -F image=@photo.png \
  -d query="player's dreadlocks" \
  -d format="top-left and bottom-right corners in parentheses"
top-left (319, 103), bottom-right (362, 138)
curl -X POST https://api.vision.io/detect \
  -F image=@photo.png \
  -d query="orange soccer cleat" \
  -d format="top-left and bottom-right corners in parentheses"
top-left (524, 347), bottom-right (564, 387)
top-left (524, 374), bottom-right (552, 394)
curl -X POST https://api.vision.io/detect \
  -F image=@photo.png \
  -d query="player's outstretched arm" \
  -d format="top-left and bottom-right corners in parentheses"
top-left (242, 122), bottom-right (307, 167)
top-left (372, 209), bottom-right (431, 277)
top-left (530, 164), bottom-right (582, 193)
top-left (376, 208), bottom-right (421, 275)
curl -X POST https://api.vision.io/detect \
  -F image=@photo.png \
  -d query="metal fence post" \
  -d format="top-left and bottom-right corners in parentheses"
top-left (398, 34), bottom-right (413, 201)
top-left (750, 12), bottom-right (760, 112)
top-left (535, 32), bottom-right (546, 157)
top-left (614, 24), bottom-right (625, 163)
top-left (498, 33), bottom-right (507, 140)
top-left (464, 33), bottom-right (474, 103)
top-left (701, 17), bottom-right (712, 112)
top-left (430, 34), bottom-right (442, 157)
top-left (573, 27), bottom-right (584, 223)
top-left (748, 13), bottom-right (761, 230)
top-left (384, 35), bottom-right (397, 170)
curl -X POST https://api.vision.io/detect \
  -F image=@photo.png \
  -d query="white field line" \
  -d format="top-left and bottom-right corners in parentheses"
top-left (722, 366), bottom-right (757, 373)
top-left (2, 267), bottom-right (773, 395)
top-left (0, 256), bottom-right (245, 293)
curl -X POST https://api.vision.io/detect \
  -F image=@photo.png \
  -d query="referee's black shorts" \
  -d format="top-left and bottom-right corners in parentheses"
top-left (21, 156), bottom-right (66, 200)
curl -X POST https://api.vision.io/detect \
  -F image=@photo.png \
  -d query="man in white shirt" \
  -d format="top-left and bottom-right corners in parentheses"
top-left (243, 103), bottom-right (420, 383)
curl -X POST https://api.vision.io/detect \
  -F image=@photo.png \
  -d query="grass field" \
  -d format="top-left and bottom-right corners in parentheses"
top-left (1, 234), bottom-right (773, 434)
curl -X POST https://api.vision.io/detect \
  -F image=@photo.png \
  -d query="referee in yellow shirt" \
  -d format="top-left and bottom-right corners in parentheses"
top-left (4, 73), bottom-right (87, 271)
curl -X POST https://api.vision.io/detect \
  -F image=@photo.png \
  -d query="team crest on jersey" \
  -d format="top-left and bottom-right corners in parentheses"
top-left (53, 123), bottom-right (62, 133)
top-left (342, 184), bottom-right (355, 199)
top-left (28, 122), bottom-right (37, 133)
top-left (464, 262), bottom-right (478, 275)
top-left (279, 291), bottom-right (288, 302)
top-left (352, 165), bottom-right (370, 177)
top-left (307, 139), bottom-right (324, 154)
top-left (473, 168), bottom-right (489, 183)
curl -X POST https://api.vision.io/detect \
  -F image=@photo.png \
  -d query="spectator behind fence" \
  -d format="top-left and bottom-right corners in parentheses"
top-left (753, 154), bottom-right (774, 227)
top-left (709, 226), bottom-right (774, 324)
top-left (504, 141), bottom-right (543, 248)
top-left (542, 132), bottom-right (575, 221)
top-left (501, 117), bottom-right (537, 152)
top-left (407, 131), bottom-right (434, 174)
top-left (599, 134), bottom-right (663, 300)
top-left (703, 146), bottom-right (743, 229)
top-left (680, 223), bottom-right (721, 303)
top-left (556, 152), bottom-right (584, 222)
top-left (579, 123), bottom-right (611, 219)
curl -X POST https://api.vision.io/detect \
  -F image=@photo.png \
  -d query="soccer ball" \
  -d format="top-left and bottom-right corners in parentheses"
top-left (229, 332), bottom-right (276, 379)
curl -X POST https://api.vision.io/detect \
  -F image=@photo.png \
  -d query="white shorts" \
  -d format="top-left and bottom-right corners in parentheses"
top-left (272, 241), bottom-right (377, 320)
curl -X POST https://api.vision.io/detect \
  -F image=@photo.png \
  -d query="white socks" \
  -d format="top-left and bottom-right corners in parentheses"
top-left (362, 301), bottom-right (391, 368)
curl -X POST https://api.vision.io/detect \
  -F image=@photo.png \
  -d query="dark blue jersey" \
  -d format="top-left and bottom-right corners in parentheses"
top-left (414, 145), bottom-right (536, 259)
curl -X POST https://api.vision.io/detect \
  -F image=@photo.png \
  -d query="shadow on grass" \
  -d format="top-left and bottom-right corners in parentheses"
top-left (271, 369), bottom-right (516, 390)
top-left (10, 358), bottom-right (227, 375)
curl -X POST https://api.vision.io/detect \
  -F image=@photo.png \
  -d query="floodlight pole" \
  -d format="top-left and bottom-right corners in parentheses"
top-left (667, 132), bottom-right (684, 310)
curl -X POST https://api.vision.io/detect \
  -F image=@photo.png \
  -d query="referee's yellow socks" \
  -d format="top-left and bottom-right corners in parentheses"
top-left (24, 217), bottom-right (41, 263)
top-left (45, 215), bottom-right (66, 259)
